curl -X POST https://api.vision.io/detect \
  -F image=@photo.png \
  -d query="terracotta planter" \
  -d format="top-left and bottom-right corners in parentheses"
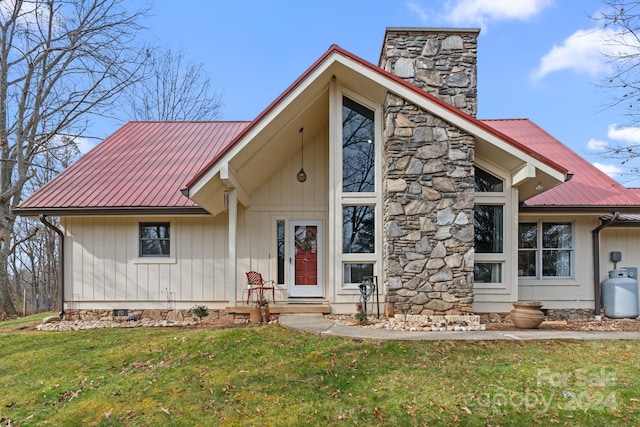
top-left (510, 302), bottom-right (545, 329)
top-left (260, 307), bottom-right (270, 323)
top-left (249, 308), bottom-right (263, 324)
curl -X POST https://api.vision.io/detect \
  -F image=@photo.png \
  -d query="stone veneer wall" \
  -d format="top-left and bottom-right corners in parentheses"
top-left (65, 309), bottom-right (225, 322)
top-left (380, 28), bottom-right (478, 315)
top-left (383, 94), bottom-right (475, 314)
top-left (379, 28), bottom-right (479, 117)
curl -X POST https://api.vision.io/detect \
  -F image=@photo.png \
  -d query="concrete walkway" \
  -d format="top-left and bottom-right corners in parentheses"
top-left (279, 313), bottom-right (640, 341)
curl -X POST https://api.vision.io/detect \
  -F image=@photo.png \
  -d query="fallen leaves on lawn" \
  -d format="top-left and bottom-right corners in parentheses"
top-left (373, 407), bottom-right (384, 420)
top-left (460, 405), bottom-right (472, 414)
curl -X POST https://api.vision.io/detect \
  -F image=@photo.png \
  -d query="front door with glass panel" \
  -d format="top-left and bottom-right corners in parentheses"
top-left (289, 221), bottom-right (323, 297)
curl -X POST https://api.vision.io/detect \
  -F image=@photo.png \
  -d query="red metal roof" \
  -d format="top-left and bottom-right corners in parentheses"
top-left (19, 47), bottom-right (635, 214)
top-left (17, 121), bottom-right (249, 212)
top-left (482, 119), bottom-right (640, 207)
top-left (185, 44), bottom-right (567, 189)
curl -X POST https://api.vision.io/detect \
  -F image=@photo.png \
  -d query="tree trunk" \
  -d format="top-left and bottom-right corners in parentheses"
top-left (0, 242), bottom-right (18, 318)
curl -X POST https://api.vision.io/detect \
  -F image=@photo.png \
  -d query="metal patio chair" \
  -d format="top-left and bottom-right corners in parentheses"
top-left (243, 271), bottom-right (276, 305)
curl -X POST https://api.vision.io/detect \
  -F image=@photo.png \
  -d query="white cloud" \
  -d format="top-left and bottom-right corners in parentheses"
top-left (592, 162), bottom-right (622, 178)
top-left (0, 1), bottom-right (54, 30)
top-left (405, 0), bottom-right (553, 28)
top-left (75, 137), bottom-right (98, 155)
top-left (442, 0), bottom-right (554, 27)
top-left (533, 28), bottom-right (611, 79)
top-left (587, 138), bottom-right (609, 152)
top-left (607, 124), bottom-right (640, 144)
top-left (533, 27), bottom-right (640, 80)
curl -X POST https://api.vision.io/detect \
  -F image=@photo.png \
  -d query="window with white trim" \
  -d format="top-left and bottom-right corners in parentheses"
top-left (340, 95), bottom-right (378, 286)
top-left (276, 220), bottom-right (285, 284)
top-left (518, 222), bottom-right (573, 278)
top-left (139, 222), bottom-right (171, 257)
top-left (473, 166), bottom-right (505, 283)
top-left (342, 97), bottom-right (375, 193)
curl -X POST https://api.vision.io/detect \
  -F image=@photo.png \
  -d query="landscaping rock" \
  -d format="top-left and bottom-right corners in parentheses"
top-left (42, 315), bottom-right (61, 324)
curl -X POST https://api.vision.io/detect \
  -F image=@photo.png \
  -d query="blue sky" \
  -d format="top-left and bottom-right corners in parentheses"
top-left (94, 0), bottom-right (640, 185)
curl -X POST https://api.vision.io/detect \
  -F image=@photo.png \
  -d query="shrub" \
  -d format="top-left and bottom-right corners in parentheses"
top-left (355, 309), bottom-right (368, 324)
top-left (191, 305), bottom-right (209, 319)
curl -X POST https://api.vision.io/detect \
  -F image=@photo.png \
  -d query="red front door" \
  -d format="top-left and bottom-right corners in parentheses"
top-left (289, 221), bottom-right (323, 297)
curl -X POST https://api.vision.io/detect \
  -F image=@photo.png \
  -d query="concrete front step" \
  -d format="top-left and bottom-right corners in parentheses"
top-left (226, 303), bottom-right (331, 315)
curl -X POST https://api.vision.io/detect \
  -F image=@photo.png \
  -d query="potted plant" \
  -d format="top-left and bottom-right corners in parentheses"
top-left (250, 294), bottom-right (270, 324)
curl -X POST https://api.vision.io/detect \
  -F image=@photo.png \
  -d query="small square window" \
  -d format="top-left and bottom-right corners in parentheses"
top-left (343, 263), bottom-right (374, 284)
top-left (139, 222), bottom-right (171, 257)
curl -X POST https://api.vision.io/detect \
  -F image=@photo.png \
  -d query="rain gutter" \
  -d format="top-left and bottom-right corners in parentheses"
top-left (591, 212), bottom-right (620, 317)
top-left (40, 215), bottom-right (64, 318)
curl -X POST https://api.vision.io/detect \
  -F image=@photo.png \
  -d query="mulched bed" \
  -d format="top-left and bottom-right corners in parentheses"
top-left (486, 318), bottom-right (640, 332)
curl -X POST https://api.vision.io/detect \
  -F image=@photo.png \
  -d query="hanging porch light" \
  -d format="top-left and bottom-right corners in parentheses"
top-left (297, 127), bottom-right (307, 183)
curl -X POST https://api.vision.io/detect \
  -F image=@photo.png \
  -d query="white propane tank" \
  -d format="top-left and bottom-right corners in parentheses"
top-left (601, 269), bottom-right (639, 319)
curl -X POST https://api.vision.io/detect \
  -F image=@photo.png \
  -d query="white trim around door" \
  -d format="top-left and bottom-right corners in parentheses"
top-left (288, 220), bottom-right (324, 297)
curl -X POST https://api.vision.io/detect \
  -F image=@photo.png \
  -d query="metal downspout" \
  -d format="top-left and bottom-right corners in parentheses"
top-left (40, 215), bottom-right (64, 318)
top-left (592, 212), bottom-right (620, 317)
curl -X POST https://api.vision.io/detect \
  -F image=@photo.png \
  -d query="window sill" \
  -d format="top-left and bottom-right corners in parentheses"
top-left (518, 278), bottom-right (578, 286)
top-left (337, 286), bottom-right (366, 295)
top-left (134, 257), bottom-right (177, 265)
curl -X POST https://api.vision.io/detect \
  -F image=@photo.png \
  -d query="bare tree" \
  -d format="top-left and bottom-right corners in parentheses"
top-left (0, 0), bottom-right (149, 318)
top-left (11, 138), bottom-right (78, 315)
top-left (593, 1), bottom-right (640, 171)
top-left (596, 1), bottom-right (640, 118)
top-left (125, 47), bottom-right (223, 121)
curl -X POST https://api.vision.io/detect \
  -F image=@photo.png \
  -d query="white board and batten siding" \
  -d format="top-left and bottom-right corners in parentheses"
top-left (600, 226), bottom-right (640, 284)
top-left (241, 128), bottom-right (334, 303)
top-left (62, 215), bottom-right (229, 310)
top-left (516, 215), bottom-right (598, 310)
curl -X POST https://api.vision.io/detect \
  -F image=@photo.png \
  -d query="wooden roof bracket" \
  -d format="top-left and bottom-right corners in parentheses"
top-left (220, 163), bottom-right (251, 208)
top-left (511, 162), bottom-right (536, 187)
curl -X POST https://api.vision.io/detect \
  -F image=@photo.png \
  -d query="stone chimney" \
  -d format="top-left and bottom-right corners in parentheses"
top-left (380, 28), bottom-right (477, 316)
top-left (380, 28), bottom-right (479, 116)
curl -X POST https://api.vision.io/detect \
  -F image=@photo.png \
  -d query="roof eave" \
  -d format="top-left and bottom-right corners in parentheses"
top-left (519, 205), bottom-right (640, 214)
top-left (185, 44), bottom-right (568, 195)
top-left (13, 206), bottom-right (211, 217)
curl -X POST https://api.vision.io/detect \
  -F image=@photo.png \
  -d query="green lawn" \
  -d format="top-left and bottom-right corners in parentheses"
top-left (0, 314), bottom-right (639, 426)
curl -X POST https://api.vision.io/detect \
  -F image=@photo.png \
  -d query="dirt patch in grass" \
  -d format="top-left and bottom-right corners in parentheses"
top-left (189, 315), bottom-right (257, 330)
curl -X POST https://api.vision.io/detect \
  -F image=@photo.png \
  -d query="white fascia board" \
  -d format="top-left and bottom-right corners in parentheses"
top-left (334, 55), bottom-right (566, 183)
top-left (189, 53), bottom-right (338, 198)
top-left (189, 157), bottom-right (222, 197)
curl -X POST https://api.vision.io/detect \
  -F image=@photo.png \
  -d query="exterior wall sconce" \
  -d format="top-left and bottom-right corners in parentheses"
top-left (297, 127), bottom-right (307, 183)
top-left (535, 182), bottom-right (544, 191)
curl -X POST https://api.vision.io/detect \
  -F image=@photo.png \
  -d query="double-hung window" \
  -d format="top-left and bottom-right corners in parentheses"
top-left (518, 222), bottom-right (573, 278)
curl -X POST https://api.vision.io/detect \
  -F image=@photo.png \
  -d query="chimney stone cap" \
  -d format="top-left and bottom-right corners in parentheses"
top-left (380, 28), bottom-right (481, 65)
top-left (384, 27), bottom-right (481, 35)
